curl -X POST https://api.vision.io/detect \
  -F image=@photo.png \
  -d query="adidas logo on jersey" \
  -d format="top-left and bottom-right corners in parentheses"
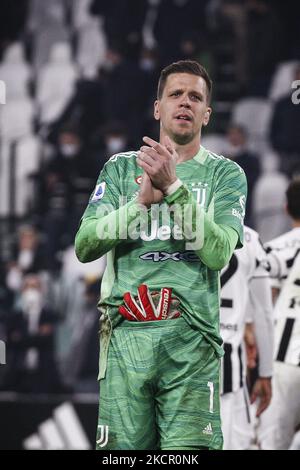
top-left (202, 423), bottom-right (213, 435)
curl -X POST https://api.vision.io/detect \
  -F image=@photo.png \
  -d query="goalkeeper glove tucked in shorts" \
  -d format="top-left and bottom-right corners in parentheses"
top-left (118, 284), bottom-right (181, 321)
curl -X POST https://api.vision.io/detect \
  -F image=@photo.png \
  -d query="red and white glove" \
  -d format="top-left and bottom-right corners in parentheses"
top-left (119, 284), bottom-right (181, 321)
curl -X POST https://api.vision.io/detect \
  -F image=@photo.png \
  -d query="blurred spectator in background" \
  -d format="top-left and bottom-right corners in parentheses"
top-left (48, 42), bottom-right (148, 149)
top-left (220, 0), bottom-right (248, 93)
top-left (5, 225), bottom-right (47, 293)
top-left (226, 124), bottom-right (261, 226)
top-left (56, 122), bottom-right (83, 167)
top-left (35, 159), bottom-right (72, 271)
top-left (138, 46), bottom-right (161, 139)
top-left (0, 262), bottom-right (14, 317)
top-left (153, 0), bottom-right (209, 66)
top-left (36, 121), bottom-right (103, 268)
top-left (139, 46), bottom-right (159, 101)
top-left (221, 0), bottom-right (283, 95)
top-left (0, 262), bottom-right (14, 365)
top-left (270, 64), bottom-right (300, 177)
top-left (73, 119), bottom-right (128, 185)
top-left (179, 31), bottom-right (215, 81)
top-left (139, 46), bottom-right (158, 76)
top-left (51, 122), bottom-right (99, 241)
top-left (47, 78), bottom-right (105, 150)
top-left (98, 121), bottom-right (131, 159)
top-left (1, 274), bottom-right (64, 393)
top-left (272, 0), bottom-right (300, 61)
top-left (62, 277), bottom-right (101, 393)
top-left (98, 42), bottom-right (148, 145)
top-left (90, 0), bottom-right (148, 60)
top-left (245, 0), bottom-right (283, 96)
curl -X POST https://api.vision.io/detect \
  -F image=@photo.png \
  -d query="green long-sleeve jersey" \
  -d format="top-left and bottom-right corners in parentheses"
top-left (75, 146), bottom-right (247, 378)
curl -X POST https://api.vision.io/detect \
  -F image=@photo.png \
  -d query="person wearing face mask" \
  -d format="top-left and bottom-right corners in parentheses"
top-left (36, 159), bottom-right (73, 270)
top-left (225, 125), bottom-right (261, 227)
top-left (1, 275), bottom-right (64, 393)
top-left (36, 123), bottom-right (101, 263)
top-left (59, 139), bottom-right (81, 160)
top-left (53, 122), bottom-right (98, 177)
top-left (57, 125), bottom-right (84, 169)
top-left (102, 133), bottom-right (125, 155)
top-left (6, 225), bottom-right (47, 293)
top-left (88, 121), bottom-right (131, 168)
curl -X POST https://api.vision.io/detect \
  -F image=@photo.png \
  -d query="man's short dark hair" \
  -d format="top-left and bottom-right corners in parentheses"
top-left (157, 60), bottom-right (212, 103)
top-left (286, 177), bottom-right (300, 219)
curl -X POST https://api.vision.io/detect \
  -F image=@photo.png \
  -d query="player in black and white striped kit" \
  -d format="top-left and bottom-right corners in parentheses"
top-left (258, 178), bottom-right (300, 450)
top-left (220, 226), bottom-right (274, 449)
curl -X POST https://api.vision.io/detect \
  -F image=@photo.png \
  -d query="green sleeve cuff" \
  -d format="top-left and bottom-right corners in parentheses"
top-left (164, 184), bottom-right (190, 205)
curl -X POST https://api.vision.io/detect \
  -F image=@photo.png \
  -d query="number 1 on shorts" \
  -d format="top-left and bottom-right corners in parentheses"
top-left (207, 381), bottom-right (214, 413)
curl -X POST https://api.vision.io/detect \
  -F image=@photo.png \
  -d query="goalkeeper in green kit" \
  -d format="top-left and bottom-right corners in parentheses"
top-left (75, 60), bottom-right (247, 450)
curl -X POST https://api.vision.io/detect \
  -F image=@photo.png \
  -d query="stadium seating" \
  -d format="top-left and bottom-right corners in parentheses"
top-left (0, 98), bottom-right (35, 141)
top-left (231, 98), bottom-right (273, 154)
top-left (27, 0), bottom-right (67, 33)
top-left (0, 135), bottom-right (40, 217)
top-left (36, 42), bottom-right (78, 124)
top-left (253, 170), bottom-right (291, 242)
top-left (269, 60), bottom-right (299, 102)
top-left (0, 43), bottom-right (31, 100)
top-left (71, 0), bottom-right (95, 31)
top-left (76, 19), bottom-right (107, 79)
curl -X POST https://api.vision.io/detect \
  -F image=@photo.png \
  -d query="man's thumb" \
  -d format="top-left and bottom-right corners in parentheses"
top-left (141, 171), bottom-right (151, 185)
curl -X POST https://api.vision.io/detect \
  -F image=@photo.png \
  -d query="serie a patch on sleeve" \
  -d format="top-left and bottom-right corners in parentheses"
top-left (91, 182), bottom-right (106, 202)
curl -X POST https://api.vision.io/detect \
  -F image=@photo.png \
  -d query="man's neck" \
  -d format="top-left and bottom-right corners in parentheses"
top-left (175, 143), bottom-right (201, 163)
top-left (160, 132), bottom-right (201, 164)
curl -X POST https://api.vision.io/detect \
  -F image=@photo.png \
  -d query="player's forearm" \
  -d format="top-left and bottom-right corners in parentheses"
top-left (75, 199), bottom-right (147, 262)
top-left (164, 183), bottom-right (238, 270)
top-left (199, 223), bottom-right (238, 270)
top-left (249, 277), bottom-right (274, 378)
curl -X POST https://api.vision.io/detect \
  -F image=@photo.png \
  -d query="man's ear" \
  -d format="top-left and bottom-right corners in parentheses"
top-left (203, 107), bottom-right (212, 127)
top-left (154, 100), bottom-right (160, 121)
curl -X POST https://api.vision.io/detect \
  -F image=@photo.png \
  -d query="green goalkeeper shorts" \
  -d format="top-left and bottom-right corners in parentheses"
top-left (96, 316), bottom-right (223, 450)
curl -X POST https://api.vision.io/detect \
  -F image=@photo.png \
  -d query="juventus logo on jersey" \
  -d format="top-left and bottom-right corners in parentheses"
top-left (97, 425), bottom-right (109, 448)
top-left (190, 182), bottom-right (208, 206)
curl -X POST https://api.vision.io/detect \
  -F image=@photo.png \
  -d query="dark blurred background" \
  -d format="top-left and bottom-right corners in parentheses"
top-left (0, 0), bottom-right (300, 449)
